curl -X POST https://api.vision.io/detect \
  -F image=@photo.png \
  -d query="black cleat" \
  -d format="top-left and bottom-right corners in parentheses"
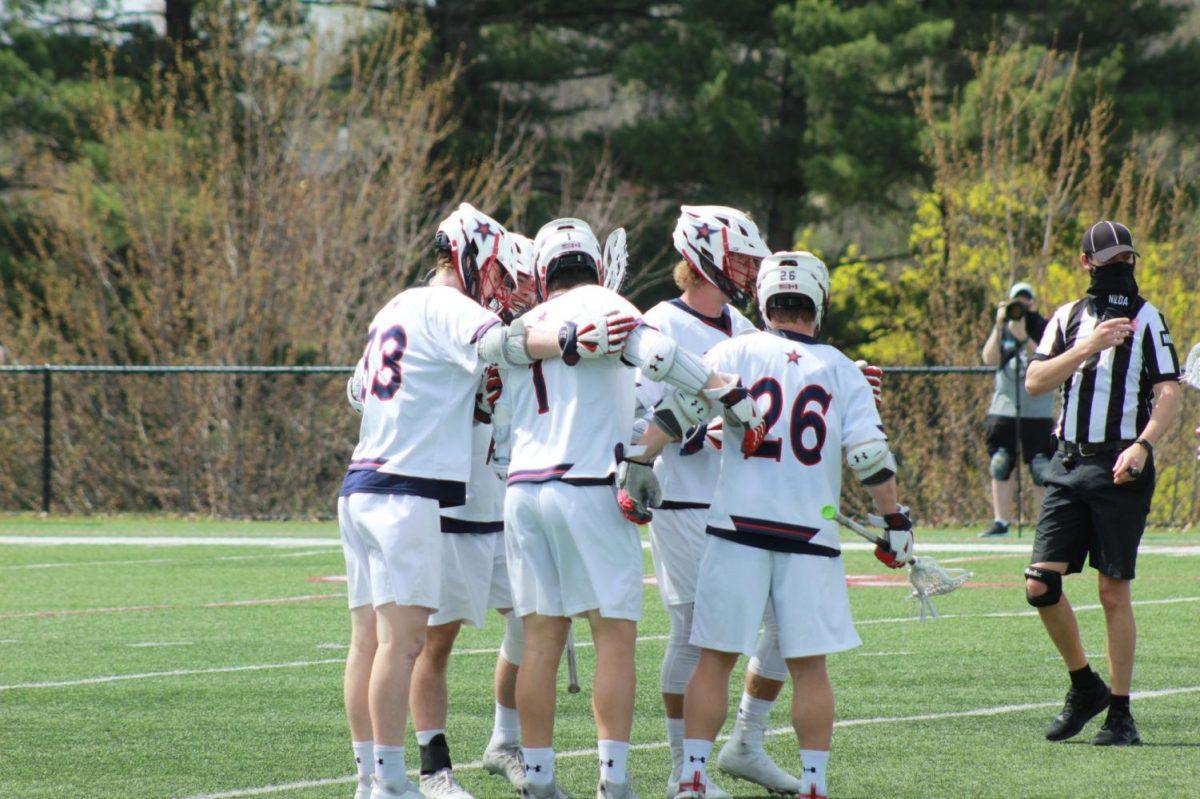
top-left (1045, 683), bottom-right (1110, 741)
top-left (1092, 711), bottom-right (1141, 746)
top-left (978, 520), bottom-right (1010, 538)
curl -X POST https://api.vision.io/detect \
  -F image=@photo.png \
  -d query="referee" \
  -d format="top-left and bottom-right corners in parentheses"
top-left (1024, 220), bottom-right (1182, 746)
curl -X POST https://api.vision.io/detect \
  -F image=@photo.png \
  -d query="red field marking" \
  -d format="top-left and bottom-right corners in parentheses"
top-left (306, 575), bottom-right (348, 584)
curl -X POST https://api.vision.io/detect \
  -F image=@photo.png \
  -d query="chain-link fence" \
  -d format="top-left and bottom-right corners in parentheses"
top-left (1, 365), bottom-right (1197, 526)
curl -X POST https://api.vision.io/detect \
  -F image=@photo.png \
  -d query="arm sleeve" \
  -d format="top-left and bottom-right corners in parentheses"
top-left (840, 360), bottom-right (887, 446)
top-left (436, 291), bottom-right (502, 375)
top-left (1141, 309), bottom-right (1182, 384)
top-left (1032, 305), bottom-right (1067, 362)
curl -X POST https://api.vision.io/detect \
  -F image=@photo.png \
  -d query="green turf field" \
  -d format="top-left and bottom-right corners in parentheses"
top-left (2, 515), bottom-right (1198, 799)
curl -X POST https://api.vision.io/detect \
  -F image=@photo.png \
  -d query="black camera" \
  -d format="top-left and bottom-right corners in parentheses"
top-left (1005, 300), bottom-right (1027, 321)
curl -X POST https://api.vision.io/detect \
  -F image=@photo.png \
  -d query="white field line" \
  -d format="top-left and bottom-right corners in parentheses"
top-left (0, 550), bottom-right (335, 571)
top-left (6, 596), bottom-right (1195, 691)
top-left (176, 684), bottom-right (1200, 799)
top-left (128, 641), bottom-right (193, 648)
top-left (0, 535), bottom-right (339, 548)
top-left (0, 592), bottom-right (346, 620)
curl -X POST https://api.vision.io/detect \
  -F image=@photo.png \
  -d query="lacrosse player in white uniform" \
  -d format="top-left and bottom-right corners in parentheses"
top-left (340, 205), bottom-right (606, 799)
top-left (664, 252), bottom-right (916, 799)
top-left (403, 233), bottom-right (542, 799)
top-left (503, 218), bottom-right (766, 799)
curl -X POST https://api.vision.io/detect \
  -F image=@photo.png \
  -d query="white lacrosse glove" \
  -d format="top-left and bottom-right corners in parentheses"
top-left (855, 360), bottom-right (884, 408)
top-left (614, 443), bottom-right (661, 524)
top-left (680, 418), bottom-right (723, 456)
top-left (346, 362), bottom-right (366, 414)
top-left (489, 429), bottom-right (512, 479)
top-left (870, 506), bottom-right (914, 569)
top-left (474, 365), bottom-right (503, 424)
top-left (560, 310), bottom-right (639, 365)
top-left (703, 377), bottom-right (767, 455)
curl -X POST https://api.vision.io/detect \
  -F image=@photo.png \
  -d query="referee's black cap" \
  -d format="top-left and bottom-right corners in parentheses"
top-left (1081, 220), bottom-right (1139, 264)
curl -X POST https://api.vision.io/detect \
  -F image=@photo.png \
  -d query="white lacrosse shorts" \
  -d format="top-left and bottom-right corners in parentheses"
top-left (428, 531), bottom-right (503, 628)
top-left (338, 493), bottom-right (442, 611)
top-left (504, 481), bottom-right (643, 621)
top-left (690, 535), bottom-right (861, 659)
top-left (648, 506), bottom-right (709, 608)
top-left (487, 532), bottom-right (514, 611)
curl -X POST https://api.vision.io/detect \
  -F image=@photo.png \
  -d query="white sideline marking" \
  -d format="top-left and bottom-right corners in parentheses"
top-left (128, 641), bottom-right (193, 648)
top-left (857, 650), bottom-right (913, 657)
top-left (856, 594), bottom-right (1200, 625)
top-left (0, 550), bottom-right (334, 571)
top-left (176, 684), bottom-right (1200, 799)
top-left (0, 639), bottom-right (18, 644)
top-left (0, 535), bottom-right (339, 548)
top-left (0, 658), bottom-right (345, 691)
top-left (0, 592), bottom-right (346, 620)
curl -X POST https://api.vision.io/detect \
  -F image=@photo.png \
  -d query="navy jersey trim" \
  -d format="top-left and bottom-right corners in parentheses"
top-left (471, 318), bottom-right (501, 343)
top-left (563, 476), bottom-right (616, 487)
top-left (668, 298), bottom-right (732, 336)
top-left (707, 525), bottom-right (840, 557)
top-left (658, 500), bottom-right (711, 511)
top-left (440, 517), bottom-right (504, 534)
top-left (339, 470), bottom-right (466, 507)
top-left (507, 463), bottom-right (573, 485)
top-left (773, 329), bottom-right (819, 345)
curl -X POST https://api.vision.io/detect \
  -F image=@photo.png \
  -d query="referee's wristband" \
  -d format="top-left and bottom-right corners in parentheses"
top-left (1134, 438), bottom-right (1153, 455)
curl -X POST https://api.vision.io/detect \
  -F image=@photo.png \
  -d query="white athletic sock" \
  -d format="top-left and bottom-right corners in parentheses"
top-left (799, 749), bottom-right (829, 796)
top-left (666, 716), bottom-right (685, 771)
top-left (736, 693), bottom-right (774, 733)
top-left (995, 518), bottom-right (1009, 526)
top-left (680, 739), bottom-right (713, 791)
top-left (352, 740), bottom-right (374, 784)
top-left (416, 728), bottom-right (445, 747)
top-left (374, 744), bottom-right (407, 790)
top-left (523, 746), bottom-right (555, 786)
top-left (598, 739), bottom-right (630, 784)
top-left (489, 703), bottom-right (521, 747)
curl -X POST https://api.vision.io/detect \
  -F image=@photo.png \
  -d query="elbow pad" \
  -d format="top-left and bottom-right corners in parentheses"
top-left (623, 326), bottom-right (711, 394)
top-left (652, 389), bottom-right (711, 441)
top-left (478, 316), bottom-right (534, 369)
top-left (847, 439), bottom-right (897, 486)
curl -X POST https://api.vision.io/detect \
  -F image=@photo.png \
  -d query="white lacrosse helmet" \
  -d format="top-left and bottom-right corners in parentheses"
top-left (532, 217), bottom-right (604, 301)
top-left (756, 251), bottom-right (830, 328)
top-left (673, 205), bottom-right (770, 306)
top-left (499, 232), bottom-right (538, 321)
top-left (434, 202), bottom-right (517, 307)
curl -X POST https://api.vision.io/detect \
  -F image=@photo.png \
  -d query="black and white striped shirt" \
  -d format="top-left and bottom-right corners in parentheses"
top-left (1033, 297), bottom-right (1180, 444)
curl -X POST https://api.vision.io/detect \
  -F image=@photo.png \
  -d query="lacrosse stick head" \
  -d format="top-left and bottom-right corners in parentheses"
top-left (1183, 342), bottom-right (1200, 390)
top-left (603, 228), bottom-right (628, 294)
top-left (906, 557), bottom-right (971, 621)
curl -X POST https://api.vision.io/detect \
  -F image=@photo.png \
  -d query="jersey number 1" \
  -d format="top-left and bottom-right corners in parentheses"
top-left (748, 379), bottom-right (832, 464)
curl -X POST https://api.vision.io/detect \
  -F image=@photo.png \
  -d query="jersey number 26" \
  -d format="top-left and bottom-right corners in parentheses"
top-left (748, 379), bottom-right (832, 464)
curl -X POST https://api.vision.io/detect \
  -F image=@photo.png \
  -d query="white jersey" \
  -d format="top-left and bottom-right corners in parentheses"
top-left (703, 329), bottom-right (885, 556)
top-left (507, 284), bottom-right (641, 485)
top-left (636, 299), bottom-right (756, 507)
top-left (440, 423), bottom-right (506, 529)
top-left (342, 285), bottom-right (499, 506)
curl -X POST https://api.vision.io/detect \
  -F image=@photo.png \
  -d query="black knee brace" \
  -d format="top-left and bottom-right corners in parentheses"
top-left (1024, 566), bottom-right (1063, 607)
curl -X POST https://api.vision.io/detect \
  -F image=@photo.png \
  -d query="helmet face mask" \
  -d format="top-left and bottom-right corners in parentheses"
top-left (435, 203), bottom-right (511, 307)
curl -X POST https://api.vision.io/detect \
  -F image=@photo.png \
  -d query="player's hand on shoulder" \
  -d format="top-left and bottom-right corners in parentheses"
top-left (474, 365), bottom-right (503, 423)
top-left (869, 505), bottom-right (914, 569)
top-left (854, 359), bottom-right (884, 408)
top-left (571, 308), bottom-right (639, 361)
top-left (703, 377), bottom-right (767, 456)
top-left (614, 443), bottom-right (661, 524)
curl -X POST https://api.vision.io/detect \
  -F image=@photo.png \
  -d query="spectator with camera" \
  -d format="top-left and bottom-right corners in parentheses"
top-left (979, 282), bottom-right (1055, 537)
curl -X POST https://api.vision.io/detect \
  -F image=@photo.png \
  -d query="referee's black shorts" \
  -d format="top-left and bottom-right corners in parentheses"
top-left (985, 414), bottom-right (1056, 463)
top-left (1031, 449), bottom-right (1155, 580)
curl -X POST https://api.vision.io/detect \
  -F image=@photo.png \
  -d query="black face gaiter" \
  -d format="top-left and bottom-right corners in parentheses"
top-left (1087, 262), bottom-right (1138, 319)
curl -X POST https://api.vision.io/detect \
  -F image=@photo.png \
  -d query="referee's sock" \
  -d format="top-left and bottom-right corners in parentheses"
top-left (1109, 694), bottom-right (1131, 716)
top-left (1068, 664), bottom-right (1106, 692)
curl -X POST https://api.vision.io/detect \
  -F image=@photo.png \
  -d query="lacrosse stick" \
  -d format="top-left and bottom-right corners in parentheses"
top-left (821, 505), bottom-right (971, 621)
top-left (566, 625), bottom-right (581, 693)
top-left (603, 228), bottom-right (629, 294)
top-left (1183, 342), bottom-right (1200, 391)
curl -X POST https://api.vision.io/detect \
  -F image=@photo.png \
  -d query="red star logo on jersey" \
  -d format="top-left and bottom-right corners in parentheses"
top-left (786, 350), bottom-right (802, 364)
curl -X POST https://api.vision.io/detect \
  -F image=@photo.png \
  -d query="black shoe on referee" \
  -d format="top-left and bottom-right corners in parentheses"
top-left (1045, 681), bottom-right (1110, 741)
top-left (1092, 696), bottom-right (1141, 746)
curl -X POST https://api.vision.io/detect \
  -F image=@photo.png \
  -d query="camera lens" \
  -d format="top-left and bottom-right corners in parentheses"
top-left (1005, 301), bottom-right (1026, 321)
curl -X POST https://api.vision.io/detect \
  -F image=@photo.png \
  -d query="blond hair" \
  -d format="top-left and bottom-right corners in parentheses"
top-left (673, 260), bottom-right (705, 291)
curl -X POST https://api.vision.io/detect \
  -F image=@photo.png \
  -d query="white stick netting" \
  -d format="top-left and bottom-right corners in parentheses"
top-left (907, 556), bottom-right (972, 621)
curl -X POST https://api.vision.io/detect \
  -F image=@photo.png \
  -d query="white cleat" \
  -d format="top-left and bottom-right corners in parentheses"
top-left (667, 777), bottom-right (728, 799)
top-left (481, 742), bottom-right (525, 788)
top-left (354, 777), bottom-right (373, 799)
top-left (371, 780), bottom-right (423, 799)
top-left (419, 768), bottom-right (474, 799)
top-left (521, 780), bottom-right (574, 799)
top-left (597, 779), bottom-right (640, 799)
top-left (716, 738), bottom-right (803, 795)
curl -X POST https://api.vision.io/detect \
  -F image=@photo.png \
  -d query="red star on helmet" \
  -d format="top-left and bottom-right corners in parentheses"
top-left (474, 221), bottom-right (493, 238)
top-left (786, 350), bottom-right (802, 364)
top-left (693, 223), bottom-right (715, 241)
